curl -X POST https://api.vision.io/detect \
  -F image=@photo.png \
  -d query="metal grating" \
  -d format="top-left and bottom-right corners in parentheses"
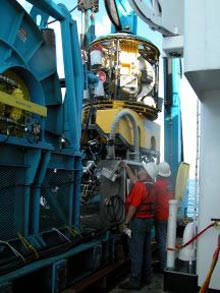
top-left (0, 166), bottom-right (26, 240)
top-left (40, 169), bottom-right (75, 232)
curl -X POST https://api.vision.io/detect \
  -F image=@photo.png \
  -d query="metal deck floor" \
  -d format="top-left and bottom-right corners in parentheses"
top-left (110, 272), bottom-right (165, 293)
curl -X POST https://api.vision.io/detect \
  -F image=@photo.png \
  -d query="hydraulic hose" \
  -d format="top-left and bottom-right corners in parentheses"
top-left (108, 109), bottom-right (140, 161)
top-left (104, 195), bottom-right (124, 225)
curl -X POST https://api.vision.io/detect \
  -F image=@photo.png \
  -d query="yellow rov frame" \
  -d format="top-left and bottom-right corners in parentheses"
top-left (95, 106), bottom-right (160, 153)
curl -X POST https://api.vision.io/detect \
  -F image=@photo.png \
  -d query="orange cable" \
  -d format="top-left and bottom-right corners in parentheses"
top-left (199, 234), bottom-right (220, 293)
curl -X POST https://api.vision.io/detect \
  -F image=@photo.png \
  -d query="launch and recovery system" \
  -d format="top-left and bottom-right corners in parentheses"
top-left (0, 0), bottom-right (162, 291)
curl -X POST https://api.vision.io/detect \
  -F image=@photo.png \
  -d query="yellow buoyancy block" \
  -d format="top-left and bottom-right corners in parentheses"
top-left (175, 162), bottom-right (190, 201)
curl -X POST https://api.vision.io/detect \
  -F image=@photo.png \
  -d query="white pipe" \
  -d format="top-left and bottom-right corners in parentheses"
top-left (166, 199), bottom-right (178, 269)
top-left (178, 221), bottom-right (197, 262)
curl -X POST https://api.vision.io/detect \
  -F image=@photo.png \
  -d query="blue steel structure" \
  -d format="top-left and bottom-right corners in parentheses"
top-left (0, 0), bottom-right (115, 292)
top-left (106, 0), bottom-right (137, 34)
top-left (164, 58), bottom-right (183, 187)
top-left (0, 0), bottom-right (83, 232)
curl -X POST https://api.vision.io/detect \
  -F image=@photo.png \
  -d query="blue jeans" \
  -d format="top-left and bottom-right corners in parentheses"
top-left (129, 218), bottom-right (153, 287)
top-left (155, 220), bottom-right (168, 269)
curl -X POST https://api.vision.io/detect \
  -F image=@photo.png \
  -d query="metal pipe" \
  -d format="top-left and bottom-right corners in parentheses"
top-left (114, 39), bottom-right (120, 99)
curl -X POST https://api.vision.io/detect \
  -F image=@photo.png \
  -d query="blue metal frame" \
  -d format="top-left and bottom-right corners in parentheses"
top-left (110, 0), bottom-right (137, 34)
top-left (0, 233), bottom-right (110, 284)
top-left (0, 1), bottom-right (129, 291)
top-left (164, 57), bottom-right (183, 185)
top-left (0, 0), bottom-right (83, 238)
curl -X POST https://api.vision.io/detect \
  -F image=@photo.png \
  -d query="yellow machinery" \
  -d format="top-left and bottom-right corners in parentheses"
top-left (0, 71), bottom-right (46, 137)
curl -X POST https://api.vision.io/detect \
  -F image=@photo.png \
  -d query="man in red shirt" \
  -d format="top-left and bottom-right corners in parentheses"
top-left (154, 161), bottom-right (173, 272)
top-left (119, 161), bottom-right (158, 290)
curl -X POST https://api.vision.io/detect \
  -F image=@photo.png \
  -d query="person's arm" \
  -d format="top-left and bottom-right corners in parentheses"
top-left (125, 205), bottom-right (137, 226)
top-left (121, 161), bottom-right (138, 184)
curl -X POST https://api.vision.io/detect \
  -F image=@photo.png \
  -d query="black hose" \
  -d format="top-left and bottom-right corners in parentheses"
top-left (105, 196), bottom-right (124, 225)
